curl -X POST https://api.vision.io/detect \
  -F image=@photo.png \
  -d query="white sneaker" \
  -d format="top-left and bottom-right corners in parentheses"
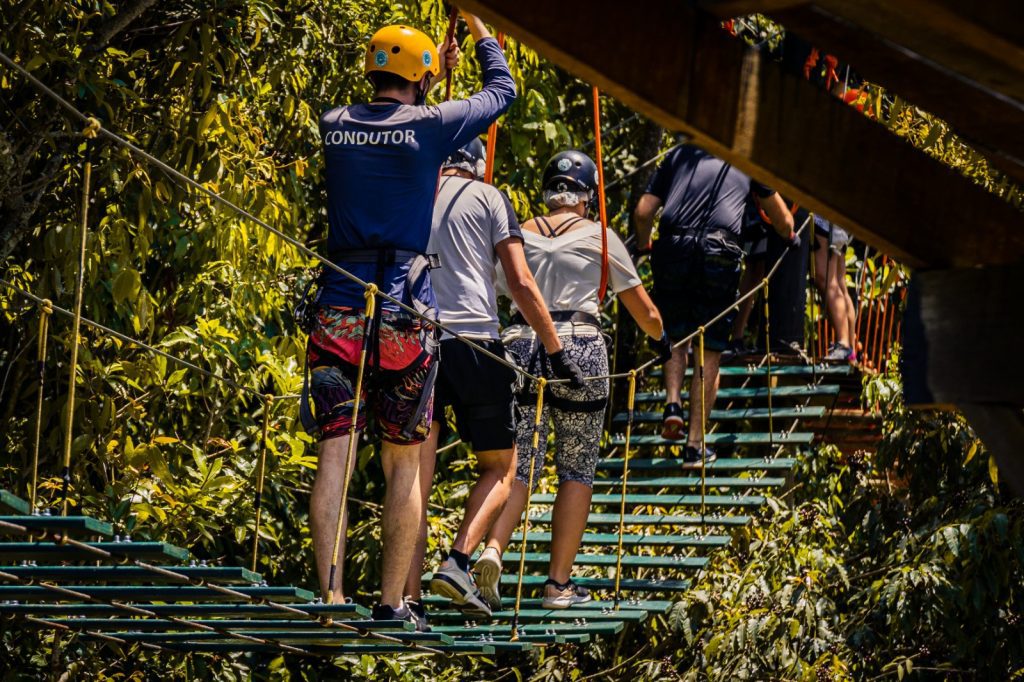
top-left (541, 579), bottom-right (592, 609)
top-left (473, 547), bottom-right (503, 612)
top-left (429, 557), bottom-right (492, 618)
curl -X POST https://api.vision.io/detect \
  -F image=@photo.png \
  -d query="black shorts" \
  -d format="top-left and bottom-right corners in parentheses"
top-left (651, 232), bottom-right (744, 351)
top-left (434, 338), bottom-right (517, 452)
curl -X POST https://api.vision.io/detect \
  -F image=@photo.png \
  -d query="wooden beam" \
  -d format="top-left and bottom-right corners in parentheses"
top-left (768, 2), bottom-right (1024, 184)
top-left (460, 0), bottom-right (1024, 268)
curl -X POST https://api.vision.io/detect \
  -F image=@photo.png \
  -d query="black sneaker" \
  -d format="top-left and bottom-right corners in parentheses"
top-left (682, 445), bottom-right (717, 469)
top-left (661, 403), bottom-right (685, 441)
top-left (371, 602), bottom-right (418, 630)
top-left (403, 598), bottom-right (430, 632)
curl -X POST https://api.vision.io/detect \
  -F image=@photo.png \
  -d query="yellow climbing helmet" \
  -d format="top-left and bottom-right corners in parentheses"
top-left (364, 25), bottom-right (440, 82)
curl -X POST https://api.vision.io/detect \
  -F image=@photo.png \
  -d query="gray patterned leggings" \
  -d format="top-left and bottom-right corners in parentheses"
top-left (507, 333), bottom-right (609, 488)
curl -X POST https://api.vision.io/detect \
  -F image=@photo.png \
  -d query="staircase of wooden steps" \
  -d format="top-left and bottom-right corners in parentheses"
top-left (0, 355), bottom-right (862, 658)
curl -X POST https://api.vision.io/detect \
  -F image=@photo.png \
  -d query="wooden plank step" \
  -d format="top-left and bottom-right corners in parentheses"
top-left (424, 607), bottom-right (648, 622)
top-left (152, 641), bottom-right (505, 654)
top-left (104, 630), bottom-right (454, 644)
top-left (437, 622), bottom-right (623, 637)
top-left (531, 511), bottom-right (751, 527)
top-left (0, 602), bottom-right (371, 618)
top-left (424, 573), bottom-right (691, 592)
top-left (609, 432), bottom-right (814, 446)
top-left (501, 551), bottom-right (707, 570)
top-left (41, 618), bottom-right (414, 632)
top-left (0, 541), bottom-right (190, 563)
top-left (0, 491), bottom-right (30, 515)
top-left (0, 516), bottom-right (113, 537)
top-left (528, 493), bottom-right (765, 507)
top-left (420, 597), bottom-right (672, 614)
top-left (612, 407), bottom-right (825, 423)
top-left (0, 565), bottom-right (261, 584)
top-left (649, 365), bottom-right (854, 378)
top-left (521, 531), bottom-right (730, 547)
top-left (635, 385), bottom-right (840, 402)
top-left (591, 476), bottom-right (785, 489)
top-left (0, 585), bottom-right (315, 602)
top-left (597, 457), bottom-right (795, 472)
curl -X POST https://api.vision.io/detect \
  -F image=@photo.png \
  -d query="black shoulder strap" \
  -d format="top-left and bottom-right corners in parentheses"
top-left (536, 215), bottom-right (556, 238)
top-left (552, 216), bottom-right (587, 237)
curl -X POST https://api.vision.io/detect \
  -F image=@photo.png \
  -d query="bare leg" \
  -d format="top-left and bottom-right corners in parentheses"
top-left (380, 441), bottom-right (423, 608)
top-left (687, 350), bottom-right (722, 447)
top-left (834, 257), bottom-right (858, 352)
top-left (311, 433), bottom-right (358, 603)
top-left (485, 479), bottom-right (528, 556)
top-left (451, 447), bottom-right (515, 555)
top-left (401, 423), bottom-right (439, 600)
top-left (815, 237), bottom-right (851, 348)
top-left (547, 481), bottom-right (591, 584)
top-left (664, 341), bottom-right (690, 407)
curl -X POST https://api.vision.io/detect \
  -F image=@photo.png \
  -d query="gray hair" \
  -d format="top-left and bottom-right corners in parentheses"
top-left (543, 190), bottom-right (591, 210)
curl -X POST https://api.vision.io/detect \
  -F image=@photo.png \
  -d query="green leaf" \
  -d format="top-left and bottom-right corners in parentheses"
top-left (112, 267), bottom-right (142, 305)
top-left (988, 455), bottom-right (1000, 486)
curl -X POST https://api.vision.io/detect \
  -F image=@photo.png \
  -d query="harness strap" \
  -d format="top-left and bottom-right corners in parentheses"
top-left (509, 310), bottom-right (600, 328)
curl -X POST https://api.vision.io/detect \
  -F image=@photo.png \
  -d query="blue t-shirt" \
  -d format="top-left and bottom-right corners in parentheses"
top-left (318, 37), bottom-right (516, 310)
top-left (646, 144), bottom-right (775, 238)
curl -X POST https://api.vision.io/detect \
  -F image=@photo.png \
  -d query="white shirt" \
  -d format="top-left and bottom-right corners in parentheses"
top-left (499, 222), bottom-right (642, 340)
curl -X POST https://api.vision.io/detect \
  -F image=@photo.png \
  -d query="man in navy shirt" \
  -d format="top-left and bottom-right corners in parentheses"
top-left (307, 13), bottom-right (515, 627)
top-left (633, 144), bottom-right (795, 465)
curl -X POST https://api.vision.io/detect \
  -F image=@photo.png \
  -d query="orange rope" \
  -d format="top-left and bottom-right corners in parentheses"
top-left (483, 32), bottom-right (505, 185)
top-left (593, 86), bottom-right (609, 301)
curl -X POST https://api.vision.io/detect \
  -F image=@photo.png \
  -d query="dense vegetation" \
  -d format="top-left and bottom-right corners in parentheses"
top-left (1, 2), bottom-right (1021, 680)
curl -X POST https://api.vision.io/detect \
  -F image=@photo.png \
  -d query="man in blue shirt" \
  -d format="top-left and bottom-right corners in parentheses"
top-left (307, 13), bottom-right (516, 627)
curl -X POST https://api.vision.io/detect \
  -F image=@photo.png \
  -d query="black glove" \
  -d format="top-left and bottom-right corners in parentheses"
top-left (548, 349), bottom-right (585, 389)
top-left (648, 331), bottom-right (673, 365)
top-left (786, 231), bottom-right (801, 249)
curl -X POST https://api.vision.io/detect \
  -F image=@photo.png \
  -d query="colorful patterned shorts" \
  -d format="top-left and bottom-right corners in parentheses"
top-left (308, 306), bottom-right (434, 445)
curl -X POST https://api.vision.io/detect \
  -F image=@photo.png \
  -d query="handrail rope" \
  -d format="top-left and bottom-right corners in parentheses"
top-left (30, 299), bottom-right (52, 511)
top-left (611, 370), bottom-right (636, 609)
top-left (250, 394), bottom-right (274, 572)
top-left (592, 86), bottom-right (610, 301)
top-left (326, 286), bottom-right (376, 603)
top-left (764, 279), bottom-right (774, 450)
top-left (0, 518), bottom-right (445, 655)
top-left (603, 144), bottom-right (679, 192)
top-left (510, 378), bottom-right (545, 641)
top-left (0, 50), bottom-right (540, 386)
top-left (0, 279), bottom-right (264, 399)
top-left (581, 113), bottom-right (639, 151)
top-left (698, 329), bottom-right (707, 521)
top-left (60, 158), bottom-right (90, 517)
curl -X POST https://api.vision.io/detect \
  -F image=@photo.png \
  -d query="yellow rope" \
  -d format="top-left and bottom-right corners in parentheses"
top-left (250, 394), bottom-right (274, 573)
top-left (60, 160), bottom-right (90, 517)
top-left (511, 377), bottom-right (546, 641)
top-left (81, 116), bottom-right (101, 139)
top-left (30, 299), bottom-right (52, 511)
top-left (698, 328), bottom-right (706, 520)
top-left (613, 370), bottom-right (636, 609)
top-left (763, 279), bottom-right (775, 449)
top-left (326, 285), bottom-right (376, 603)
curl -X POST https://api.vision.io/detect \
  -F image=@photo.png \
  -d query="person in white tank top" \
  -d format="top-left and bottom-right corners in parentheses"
top-left (479, 150), bottom-right (673, 610)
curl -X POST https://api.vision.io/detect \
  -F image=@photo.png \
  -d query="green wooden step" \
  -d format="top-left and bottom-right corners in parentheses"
top-left (0, 585), bottom-right (315, 602)
top-left (0, 602), bottom-right (371, 618)
top-left (501, 551), bottom-right (707, 570)
top-left (521, 531), bottom-right (730, 548)
top-left (636, 385), bottom-right (840, 402)
top-left (0, 541), bottom-right (190, 562)
top-left (612, 407), bottom-right (826, 423)
top-left (0, 515), bottom-right (113, 537)
top-left (598, 457), bottom-right (795, 472)
top-left (421, 596), bottom-right (672, 614)
top-left (152, 642), bottom-right (505, 654)
top-left (105, 629), bottom-right (454, 644)
top-left (609, 432), bottom-right (813, 446)
top-left (0, 491), bottom-right (31, 515)
top-left (42, 618), bottom-right (414, 632)
top-left (591, 476), bottom-right (785, 489)
top-left (0, 565), bottom-right (261, 584)
top-left (424, 573), bottom-right (690, 592)
top-left (531, 512), bottom-right (751, 527)
top-left (651, 364), bottom-right (854, 378)
top-left (426, 607), bottom-right (648, 622)
top-left (437, 621), bottom-right (623, 637)
top-left (529, 493), bottom-right (765, 507)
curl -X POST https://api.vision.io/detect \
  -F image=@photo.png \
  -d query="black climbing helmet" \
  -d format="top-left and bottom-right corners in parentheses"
top-left (542, 150), bottom-right (598, 196)
top-left (443, 137), bottom-right (486, 180)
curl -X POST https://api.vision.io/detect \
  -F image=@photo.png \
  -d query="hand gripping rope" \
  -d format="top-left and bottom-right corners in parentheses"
top-left (612, 370), bottom-right (637, 609)
top-left (510, 378), bottom-right (546, 641)
top-left (30, 298), bottom-right (53, 511)
top-left (327, 285), bottom-right (377, 603)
